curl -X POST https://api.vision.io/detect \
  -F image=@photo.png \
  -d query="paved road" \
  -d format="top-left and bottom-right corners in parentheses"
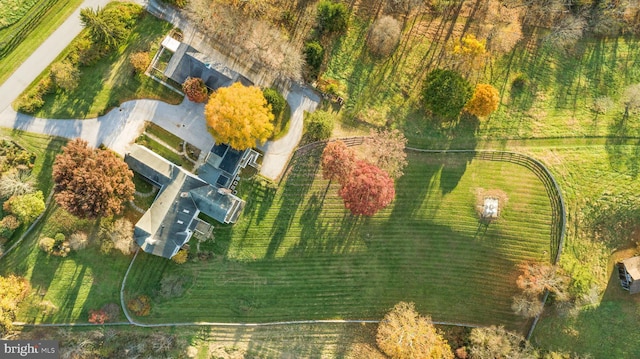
top-left (0, 0), bottom-right (319, 180)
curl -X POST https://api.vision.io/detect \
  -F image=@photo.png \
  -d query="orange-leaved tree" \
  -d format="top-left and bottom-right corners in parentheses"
top-left (339, 160), bottom-right (395, 216)
top-left (465, 83), bottom-right (500, 117)
top-left (204, 82), bottom-right (274, 150)
top-left (53, 139), bottom-right (135, 219)
top-left (182, 77), bottom-right (208, 103)
top-left (321, 140), bottom-right (356, 184)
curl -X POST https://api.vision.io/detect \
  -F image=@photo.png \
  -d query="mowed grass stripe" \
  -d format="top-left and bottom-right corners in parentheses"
top-left (124, 151), bottom-right (554, 332)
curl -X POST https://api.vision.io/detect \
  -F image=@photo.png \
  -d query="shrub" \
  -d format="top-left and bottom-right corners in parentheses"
top-left (262, 88), bottom-right (286, 117)
top-left (50, 61), bottom-right (80, 92)
top-left (367, 16), bottom-right (402, 57)
top-left (69, 232), bottom-right (89, 251)
top-left (593, 96), bottom-right (614, 114)
top-left (317, 0), bottom-right (349, 35)
top-left (0, 215), bottom-right (21, 233)
top-left (172, 250), bottom-right (188, 264)
top-left (182, 77), bottom-right (208, 103)
top-left (162, 0), bottom-right (188, 8)
top-left (127, 295), bottom-right (151, 316)
top-left (512, 73), bottom-right (529, 91)
top-left (0, 170), bottom-right (35, 199)
top-left (5, 191), bottom-right (45, 224)
top-left (51, 233), bottom-right (71, 257)
top-left (88, 309), bottom-right (108, 324)
top-left (304, 41), bottom-right (324, 74)
top-left (38, 237), bottom-right (56, 254)
top-left (305, 111), bottom-right (334, 141)
top-left (130, 51), bottom-right (150, 74)
top-left (16, 92), bottom-right (44, 113)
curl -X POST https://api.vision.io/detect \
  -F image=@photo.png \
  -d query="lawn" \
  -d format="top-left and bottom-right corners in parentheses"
top-left (124, 148), bottom-right (554, 333)
top-left (23, 7), bottom-right (183, 118)
top-left (0, 0), bottom-right (83, 85)
top-left (135, 133), bottom-right (195, 172)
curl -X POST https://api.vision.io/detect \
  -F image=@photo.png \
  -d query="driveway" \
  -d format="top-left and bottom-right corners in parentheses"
top-left (0, 0), bottom-right (320, 180)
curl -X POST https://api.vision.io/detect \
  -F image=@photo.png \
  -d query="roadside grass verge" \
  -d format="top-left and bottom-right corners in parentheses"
top-left (124, 149), bottom-right (553, 333)
top-left (0, 0), bottom-right (83, 85)
top-left (22, 9), bottom-right (182, 119)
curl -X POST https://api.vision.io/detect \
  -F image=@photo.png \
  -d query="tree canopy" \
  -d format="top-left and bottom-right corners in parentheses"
top-left (423, 69), bottom-right (473, 119)
top-left (0, 275), bottom-right (30, 336)
top-left (305, 110), bottom-right (334, 141)
top-left (204, 82), bottom-right (275, 150)
top-left (53, 139), bottom-right (135, 219)
top-left (182, 77), bottom-right (208, 103)
top-left (321, 140), bottom-right (356, 183)
top-left (363, 129), bottom-right (408, 179)
top-left (376, 301), bottom-right (453, 359)
top-left (79, 3), bottom-right (141, 50)
top-left (465, 84), bottom-right (500, 117)
top-left (367, 16), bottom-right (402, 57)
top-left (317, 0), bottom-right (349, 35)
top-left (339, 160), bottom-right (395, 216)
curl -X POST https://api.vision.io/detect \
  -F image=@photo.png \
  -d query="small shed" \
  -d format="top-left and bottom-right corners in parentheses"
top-left (482, 197), bottom-right (499, 219)
top-left (617, 256), bottom-right (640, 294)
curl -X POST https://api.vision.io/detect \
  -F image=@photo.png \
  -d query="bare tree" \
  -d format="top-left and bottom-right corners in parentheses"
top-left (511, 294), bottom-right (544, 318)
top-left (545, 15), bottom-right (587, 53)
top-left (368, 16), bottom-right (402, 57)
top-left (101, 218), bottom-right (135, 255)
top-left (622, 83), bottom-right (640, 115)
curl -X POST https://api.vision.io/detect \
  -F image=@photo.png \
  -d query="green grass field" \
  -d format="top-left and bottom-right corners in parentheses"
top-left (0, 0), bottom-right (39, 28)
top-left (124, 149), bottom-right (553, 332)
top-left (24, 10), bottom-right (182, 119)
top-left (0, 0), bottom-right (83, 84)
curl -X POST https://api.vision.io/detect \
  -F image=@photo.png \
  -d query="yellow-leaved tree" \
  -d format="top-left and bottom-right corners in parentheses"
top-left (449, 34), bottom-right (487, 75)
top-left (376, 302), bottom-right (454, 359)
top-left (204, 82), bottom-right (275, 150)
top-left (465, 83), bottom-right (500, 117)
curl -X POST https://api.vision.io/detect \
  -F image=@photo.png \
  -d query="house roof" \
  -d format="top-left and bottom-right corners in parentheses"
top-left (162, 36), bottom-right (181, 52)
top-left (126, 143), bottom-right (249, 259)
top-left (622, 256), bottom-right (640, 280)
top-left (163, 43), bottom-right (253, 91)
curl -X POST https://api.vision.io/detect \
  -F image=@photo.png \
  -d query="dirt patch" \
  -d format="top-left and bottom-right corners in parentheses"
top-left (474, 188), bottom-right (509, 218)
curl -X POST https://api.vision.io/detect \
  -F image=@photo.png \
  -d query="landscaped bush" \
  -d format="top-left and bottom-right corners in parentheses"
top-left (130, 51), bottom-right (150, 74)
top-left (305, 110), bottom-right (334, 141)
top-left (49, 61), bottom-right (80, 92)
top-left (127, 295), bottom-right (152, 316)
top-left (161, 0), bottom-right (188, 8)
top-left (4, 190), bottom-right (45, 224)
top-left (171, 249), bottom-right (188, 264)
top-left (262, 88), bottom-right (286, 117)
top-left (15, 91), bottom-right (44, 113)
top-left (304, 41), bottom-right (324, 74)
top-left (0, 215), bottom-right (21, 241)
top-left (182, 77), bottom-right (208, 103)
top-left (367, 16), bottom-right (402, 57)
top-left (51, 233), bottom-right (70, 257)
top-left (38, 236), bottom-right (56, 253)
top-left (68, 231), bottom-right (88, 251)
top-left (88, 309), bottom-right (108, 324)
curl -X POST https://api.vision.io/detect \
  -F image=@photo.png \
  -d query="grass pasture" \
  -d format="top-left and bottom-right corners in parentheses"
top-left (124, 148), bottom-right (554, 332)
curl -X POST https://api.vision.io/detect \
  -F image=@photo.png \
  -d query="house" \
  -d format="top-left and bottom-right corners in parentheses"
top-left (125, 143), bottom-right (258, 259)
top-left (161, 36), bottom-right (253, 91)
top-left (617, 256), bottom-right (640, 294)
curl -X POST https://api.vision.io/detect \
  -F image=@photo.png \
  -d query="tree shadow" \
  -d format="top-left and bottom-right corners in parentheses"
top-left (605, 111), bottom-right (640, 177)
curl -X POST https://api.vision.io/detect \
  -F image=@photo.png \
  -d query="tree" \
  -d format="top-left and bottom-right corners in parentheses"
top-left (317, 0), bottom-right (349, 35)
top-left (516, 262), bottom-right (570, 300)
top-left (511, 293), bottom-right (544, 318)
top-left (172, 249), bottom-right (188, 264)
top-left (204, 82), bottom-right (274, 150)
top-left (469, 326), bottom-right (536, 359)
top-left (0, 275), bottom-right (30, 336)
top-left (53, 139), bottom-right (135, 219)
top-left (80, 7), bottom-right (127, 49)
top-left (305, 110), bottom-right (334, 141)
top-left (363, 129), bottom-right (408, 179)
top-left (622, 83), bottom-right (640, 114)
top-left (448, 34), bottom-right (487, 74)
top-left (545, 15), bottom-right (587, 53)
top-left (101, 218), bottom-right (135, 255)
top-left (321, 140), bottom-right (356, 183)
top-left (304, 41), bottom-right (324, 73)
top-left (50, 61), bottom-right (80, 92)
top-left (376, 301), bottom-right (453, 359)
top-left (182, 77), bottom-right (208, 103)
top-left (130, 51), bottom-right (150, 74)
top-left (262, 88), bottom-right (286, 117)
top-left (88, 309), bottom-right (108, 324)
top-left (368, 16), bottom-right (402, 57)
top-left (423, 69), bottom-right (473, 119)
top-left (340, 160), bottom-right (395, 216)
top-left (4, 190), bottom-right (45, 224)
top-left (465, 84), bottom-right (500, 117)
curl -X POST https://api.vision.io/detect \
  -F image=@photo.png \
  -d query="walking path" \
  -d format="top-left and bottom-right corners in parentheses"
top-left (0, 0), bottom-right (320, 180)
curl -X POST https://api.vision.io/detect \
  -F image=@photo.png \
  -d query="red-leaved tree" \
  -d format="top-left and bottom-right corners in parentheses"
top-left (88, 309), bottom-right (108, 324)
top-left (321, 140), bottom-right (356, 184)
top-left (339, 160), bottom-right (395, 216)
top-left (182, 77), bottom-right (208, 103)
top-left (53, 139), bottom-right (135, 219)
